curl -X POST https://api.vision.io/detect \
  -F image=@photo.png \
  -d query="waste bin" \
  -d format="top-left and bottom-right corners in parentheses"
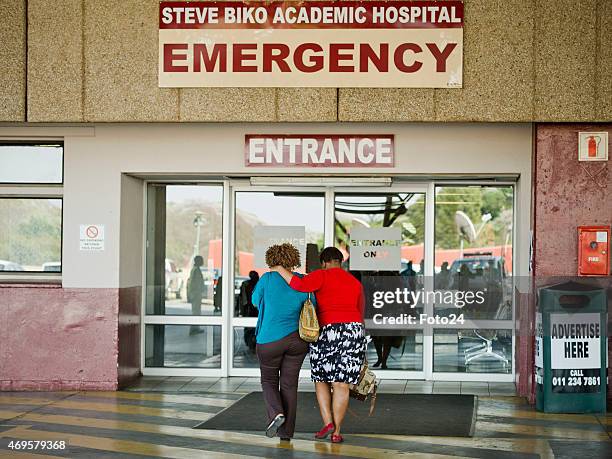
top-left (535, 281), bottom-right (607, 413)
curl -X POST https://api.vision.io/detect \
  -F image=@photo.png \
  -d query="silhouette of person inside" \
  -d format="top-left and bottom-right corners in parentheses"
top-left (240, 271), bottom-right (260, 351)
top-left (187, 255), bottom-right (205, 334)
top-left (213, 276), bottom-right (223, 314)
top-left (436, 261), bottom-right (450, 290)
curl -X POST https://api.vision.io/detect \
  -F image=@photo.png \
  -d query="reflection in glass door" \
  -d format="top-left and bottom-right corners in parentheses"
top-left (433, 185), bottom-right (514, 379)
top-left (334, 191), bottom-right (427, 375)
top-left (231, 189), bottom-right (325, 373)
top-left (143, 184), bottom-right (225, 374)
top-left (141, 181), bottom-right (516, 381)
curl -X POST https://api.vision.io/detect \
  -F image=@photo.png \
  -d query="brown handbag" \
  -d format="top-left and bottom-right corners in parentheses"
top-left (349, 358), bottom-right (379, 415)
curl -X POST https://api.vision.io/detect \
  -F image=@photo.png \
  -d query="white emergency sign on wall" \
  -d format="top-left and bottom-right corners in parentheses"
top-left (253, 226), bottom-right (306, 269)
top-left (349, 227), bottom-right (401, 271)
top-left (550, 313), bottom-right (601, 370)
top-left (79, 224), bottom-right (105, 252)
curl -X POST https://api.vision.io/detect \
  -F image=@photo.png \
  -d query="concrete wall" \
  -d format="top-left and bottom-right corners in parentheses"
top-left (1, 0), bottom-right (610, 123)
top-left (533, 123), bottom-right (612, 402)
top-left (534, 124), bottom-right (612, 276)
top-left (0, 0), bottom-right (25, 121)
top-left (0, 285), bottom-right (119, 390)
top-left (117, 175), bottom-right (145, 387)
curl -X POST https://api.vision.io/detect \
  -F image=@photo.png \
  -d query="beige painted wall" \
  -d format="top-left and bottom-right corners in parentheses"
top-left (2, 122), bottom-right (528, 289)
top-left (0, 0), bottom-right (609, 122)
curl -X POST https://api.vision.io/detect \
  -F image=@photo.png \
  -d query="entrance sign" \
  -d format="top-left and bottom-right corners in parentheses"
top-left (159, 1), bottom-right (464, 88)
top-left (349, 227), bottom-right (401, 271)
top-left (79, 224), bottom-right (105, 251)
top-left (550, 313), bottom-right (602, 394)
top-left (253, 226), bottom-right (306, 269)
top-left (245, 134), bottom-right (394, 167)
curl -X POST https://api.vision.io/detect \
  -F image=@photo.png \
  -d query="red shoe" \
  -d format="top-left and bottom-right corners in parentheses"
top-left (331, 434), bottom-right (344, 443)
top-left (314, 422), bottom-right (334, 439)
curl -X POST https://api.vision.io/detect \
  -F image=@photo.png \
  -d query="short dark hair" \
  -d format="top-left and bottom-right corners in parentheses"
top-left (319, 247), bottom-right (343, 264)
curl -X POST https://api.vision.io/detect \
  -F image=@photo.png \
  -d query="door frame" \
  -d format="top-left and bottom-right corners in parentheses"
top-left (140, 178), bottom-right (517, 382)
top-left (227, 181), bottom-right (431, 380)
top-left (141, 179), bottom-right (229, 377)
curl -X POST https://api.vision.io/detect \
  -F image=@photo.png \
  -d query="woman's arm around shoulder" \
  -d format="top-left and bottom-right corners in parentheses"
top-left (288, 269), bottom-right (324, 293)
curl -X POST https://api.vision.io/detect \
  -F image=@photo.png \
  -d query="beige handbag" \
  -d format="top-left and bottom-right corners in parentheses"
top-left (349, 359), bottom-right (379, 415)
top-left (299, 294), bottom-right (319, 342)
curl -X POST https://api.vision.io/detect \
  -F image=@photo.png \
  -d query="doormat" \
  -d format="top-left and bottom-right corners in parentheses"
top-left (195, 392), bottom-right (478, 437)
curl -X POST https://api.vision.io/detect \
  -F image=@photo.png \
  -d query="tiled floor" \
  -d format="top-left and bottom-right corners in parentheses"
top-left (127, 376), bottom-right (518, 397)
top-left (1, 377), bottom-right (609, 458)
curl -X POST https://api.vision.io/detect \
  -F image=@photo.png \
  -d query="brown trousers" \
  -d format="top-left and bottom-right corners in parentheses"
top-left (256, 331), bottom-right (309, 438)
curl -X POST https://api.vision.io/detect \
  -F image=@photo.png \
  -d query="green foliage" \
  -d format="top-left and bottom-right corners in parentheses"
top-left (334, 193), bottom-right (426, 246)
top-left (0, 199), bottom-right (61, 268)
top-left (434, 186), bottom-right (513, 250)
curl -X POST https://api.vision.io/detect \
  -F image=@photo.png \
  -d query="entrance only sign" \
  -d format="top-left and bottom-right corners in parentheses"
top-left (158, 1), bottom-right (464, 88)
top-left (348, 227), bottom-right (402, 271)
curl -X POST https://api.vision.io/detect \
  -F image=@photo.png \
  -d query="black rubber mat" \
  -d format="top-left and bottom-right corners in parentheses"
top-left (195, 392), bottom-right (478, 437)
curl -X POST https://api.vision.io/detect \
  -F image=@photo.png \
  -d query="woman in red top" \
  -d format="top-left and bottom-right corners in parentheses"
top-left (272, 247), bottom-right (366, 444)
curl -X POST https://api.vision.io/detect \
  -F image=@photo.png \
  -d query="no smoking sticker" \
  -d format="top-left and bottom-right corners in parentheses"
top-left (80, 224), bottom-right (105, 251)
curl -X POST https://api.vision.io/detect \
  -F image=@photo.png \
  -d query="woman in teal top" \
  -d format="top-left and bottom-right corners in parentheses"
top-left (252, 270), bottom-right (311, 344)
top-left (251, 243), bottom-right (311, 442)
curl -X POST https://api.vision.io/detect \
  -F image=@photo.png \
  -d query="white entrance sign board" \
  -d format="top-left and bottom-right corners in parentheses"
top-left (79, 224), bottom-right (105, 252)
top-left (253, 226), bottom-right (306, 269)
top-left (550, 313), bottom-right (601, 370)
top-left (245, 134), bottom-right (394, 167)
top-left (349, 227), bottom-right (401, 271)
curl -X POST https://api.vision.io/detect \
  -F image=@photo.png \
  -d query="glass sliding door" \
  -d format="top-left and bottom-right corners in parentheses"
top-left (334, 190), bottom-right (427, 376)
top-left (143, 183), bottom-right (225, 375)
top-left (231, 188), bottom-right (326, 373)
top-left (433, 184), bottom-right (514, 379)
top-left (140, 180), bottom-right (517, 382)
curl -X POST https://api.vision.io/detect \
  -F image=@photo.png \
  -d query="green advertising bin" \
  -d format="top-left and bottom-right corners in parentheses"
top-left (535, 282), bottom-right (607, 413)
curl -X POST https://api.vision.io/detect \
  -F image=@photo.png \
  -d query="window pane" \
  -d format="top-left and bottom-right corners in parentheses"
top-left (144, 324), bottom-right (221, 368)
top-left (234, 192), bottom-right (325, 317)
top-left (0, 198), bottom-right (62, 272)
top-left (233, 326), bottom-right (259, 368)
top-left (0, 144), bottom-right (63, 183)
top-left (434, 186), bottom-right (513, 320)
top-left (335, 192), bottom-right (426, 273)
top-left (145, 184), bottom-right (224, 316)
top-left (434, 329), bottom-right (511, 373)
top-left (366, 332), bottom-right (423, 371)
top-left (335, 193), bottom-right (426, 373)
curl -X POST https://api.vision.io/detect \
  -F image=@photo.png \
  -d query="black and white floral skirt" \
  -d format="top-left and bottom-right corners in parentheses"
top-left (309, 322), bottom-right (366, 384)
